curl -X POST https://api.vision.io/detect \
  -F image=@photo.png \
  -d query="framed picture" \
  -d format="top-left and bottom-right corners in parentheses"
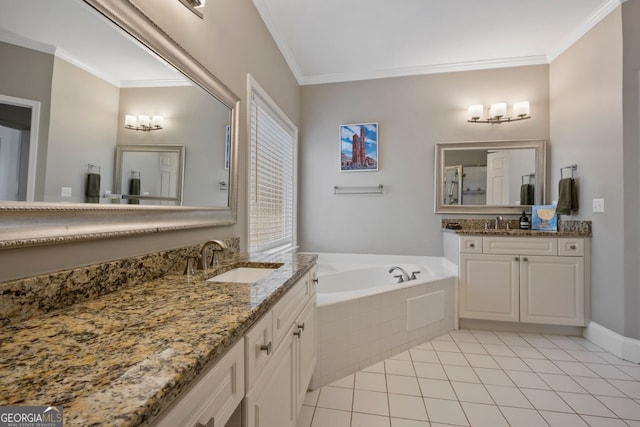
top-left (340, 122), bottom-right (378, 171)
top-left (531, 204), bottom-right (558, 231)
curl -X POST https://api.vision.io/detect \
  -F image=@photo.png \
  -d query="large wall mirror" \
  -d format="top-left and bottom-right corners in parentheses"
top-left (0, 0), bottom-right (240, 247)
top-left (435, 140), bottom-right (546, 214)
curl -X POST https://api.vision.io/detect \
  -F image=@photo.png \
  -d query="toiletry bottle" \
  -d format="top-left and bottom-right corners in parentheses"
top-left (519, 211), bottom-right (530, 230)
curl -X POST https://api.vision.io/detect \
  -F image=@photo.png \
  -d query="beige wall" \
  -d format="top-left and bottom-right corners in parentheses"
top-left (622, 0), bottom-right (640, 339)
top-left (550, 9), bottom-right (625, 335)
top-left (0, 42), bottom-right (53, 200)
top-left (45, 56), bottom-right (119, 203)
top-left (299, 66), bottom-right (550, 255)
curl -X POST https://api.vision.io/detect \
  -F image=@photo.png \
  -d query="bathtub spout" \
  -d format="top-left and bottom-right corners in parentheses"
top-left (388, 266), bottom-right (410, 283)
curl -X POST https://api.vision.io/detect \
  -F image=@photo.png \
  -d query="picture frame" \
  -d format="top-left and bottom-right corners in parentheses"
top-left (531, 204), bottom-right (558, 231)
top-left (340, 122), bottom-right (378, 172)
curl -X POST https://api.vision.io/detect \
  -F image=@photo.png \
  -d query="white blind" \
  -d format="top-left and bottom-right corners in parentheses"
top-left (249, 92), bottom-right (295, 253)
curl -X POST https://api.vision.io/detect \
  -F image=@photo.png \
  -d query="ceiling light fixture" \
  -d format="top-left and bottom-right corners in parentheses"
top-left (124, 114), bottom-right (164, 132)
top-left (467, 101), bottom-right (531, 124)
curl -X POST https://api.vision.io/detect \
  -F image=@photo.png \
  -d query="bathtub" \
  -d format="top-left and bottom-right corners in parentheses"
top-left (310, 252), bottom-right (458, 389)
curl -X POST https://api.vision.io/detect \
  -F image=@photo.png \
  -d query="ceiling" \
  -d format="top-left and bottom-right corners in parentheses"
top-left (0, 0), bottom-right (187, 87)
top-left (252, 0), bottom-right (622, 85)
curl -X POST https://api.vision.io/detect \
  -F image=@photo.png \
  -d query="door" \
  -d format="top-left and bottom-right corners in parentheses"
top-left (157, 152), bottom-right (179, 205)
top-left (295, 300), bottom-right (317, 416)
top-left (520, 256), bottom-right (585, 326)
top-left (460, 254), bottom-right (519, 322)
top-left (245, 331), bottom-right (296, 427)
top-left (486, 151), bottom-right (510, 205)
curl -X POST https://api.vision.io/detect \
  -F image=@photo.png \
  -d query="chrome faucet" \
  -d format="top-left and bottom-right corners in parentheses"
top-left (199, 240), bottom-right (228, 270)
top-left (389, 266), bottom-right (410, 283)
top-left (495, 216), bottom-right (503, 230)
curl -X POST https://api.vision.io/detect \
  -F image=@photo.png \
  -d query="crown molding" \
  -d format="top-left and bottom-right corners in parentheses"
top-left (251, 0), bottom-right (305, 85)
top-left (300, 55), bottom-right (548, 86)
top-left (547, 0), bottom-right (621, 62)
top-left (0, 30), bottom-right (55, 55)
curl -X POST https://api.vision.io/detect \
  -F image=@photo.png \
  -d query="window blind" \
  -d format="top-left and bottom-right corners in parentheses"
top-left (249, 91), bottom-right (295, 253)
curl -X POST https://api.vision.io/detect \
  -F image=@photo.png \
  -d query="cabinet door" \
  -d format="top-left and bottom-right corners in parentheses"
top-left (520, 256), bottom-right (585, 326)
top-left (245, 330), bottom-right (295, 427)
top-left (460, 254), bottom-right (519, 322)
top-left (295, 298), bottom-right (317, 416)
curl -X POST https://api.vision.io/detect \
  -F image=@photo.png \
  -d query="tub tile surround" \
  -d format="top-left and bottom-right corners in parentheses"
top-left (0, 237), bottom-right (240, 326)
top-left (0, 242), bottom-right (316, 426)
top-left (299, 329), bottom-right (640, 427)
top-left (442, 218), bottom-right (592, 237)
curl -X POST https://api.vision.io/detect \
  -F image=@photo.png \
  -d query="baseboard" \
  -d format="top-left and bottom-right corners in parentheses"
top-left (583, 321), bottom-right (640, 363)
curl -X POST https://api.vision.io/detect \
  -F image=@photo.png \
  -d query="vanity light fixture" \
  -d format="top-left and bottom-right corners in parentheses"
top-left (178, 0), bottom-right (206, 18)
top-left (467, 101), bottom-right (531, 124)
top-left (124, 114), bottom-right (164, 132)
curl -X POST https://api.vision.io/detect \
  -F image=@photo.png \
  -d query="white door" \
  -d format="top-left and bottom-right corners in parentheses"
top-left (486, 151), bottom-right (510, 205)
top-left (157, 152), bottom-right (178, 205)
top-left (460, 254), bottom-right (519, 322)
top-left (520, 256), bottom-right (585, 326)
top-left (0, 127), bottom-right (22, 200)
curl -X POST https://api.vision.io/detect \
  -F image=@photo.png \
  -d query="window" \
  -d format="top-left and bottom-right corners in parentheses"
top-left (248, 76), bottom-right (297, 253)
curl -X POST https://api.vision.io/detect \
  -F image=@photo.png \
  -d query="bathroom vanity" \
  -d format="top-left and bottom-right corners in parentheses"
top-left (443, 224), bottom-right (591, 328)
top-left (0, 251), bottom-right (317, 427)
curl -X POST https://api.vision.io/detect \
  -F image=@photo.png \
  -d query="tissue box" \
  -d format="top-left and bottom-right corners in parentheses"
top-left (532, 205), bottom-right (557, 231)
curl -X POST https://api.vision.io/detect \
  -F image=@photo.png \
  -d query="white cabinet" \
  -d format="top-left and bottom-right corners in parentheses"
top-left (449, 235), bottom-right (590, 327)
top-left (152, 339), bottom-right (245, 427)
top-left (245, 270), bottom-right (317, 427)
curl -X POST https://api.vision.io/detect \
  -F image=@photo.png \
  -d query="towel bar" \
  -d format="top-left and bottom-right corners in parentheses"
top-left (521, 173), bottom-right (535, 185)
top-left (334, 184), bottom-right (383, 195)
top-left (560, 164), bottom-right (577, 179)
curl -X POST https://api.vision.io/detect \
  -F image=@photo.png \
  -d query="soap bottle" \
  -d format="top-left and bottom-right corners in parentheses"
top-left (519, 211), bottom-right (530, 230)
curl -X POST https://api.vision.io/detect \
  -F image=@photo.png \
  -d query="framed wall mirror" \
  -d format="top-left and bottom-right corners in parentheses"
top-left (434, 140), bottom-right (546, 214)
top-left (0, 0), bottom-right (240, 248)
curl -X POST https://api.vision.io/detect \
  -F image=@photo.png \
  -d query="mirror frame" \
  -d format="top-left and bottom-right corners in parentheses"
top-left (0, 0), bottom-right (240, 249)
top-left (114, 145), bottom-right (186, 204)
top-left (434, 139), bottom-right (547, 214)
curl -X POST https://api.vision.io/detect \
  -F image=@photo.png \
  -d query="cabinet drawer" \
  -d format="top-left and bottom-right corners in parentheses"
top-left (273, 273), bottom-right (310, 350)
top-left (558, 238), bottom-right (584, 257)
top-left (483, 237), bottom-right (557, 256)
top-left (153, 339), bottom-right (244, 427)
top-left (460, 236), bottom-right (482, 254)
top-left (245, 310), bottom-right (273, 391)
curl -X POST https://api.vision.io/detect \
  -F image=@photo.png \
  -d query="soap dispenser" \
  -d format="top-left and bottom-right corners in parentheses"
top-left (519, 211), bottom-right (530, 230)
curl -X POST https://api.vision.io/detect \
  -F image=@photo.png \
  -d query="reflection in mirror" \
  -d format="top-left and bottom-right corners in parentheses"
top-left (435, 140), bottom-right (546, 214)
top-left (0, 0), bottom-right (231, 208)
top-left (115, 145), bottom-right (185, 205)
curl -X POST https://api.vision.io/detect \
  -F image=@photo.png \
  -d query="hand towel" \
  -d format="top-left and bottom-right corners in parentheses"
top-left (520, 184), bottom-right (534, 205)
top-left (128, 178), bottom-right (141, 205)
top-left (85, 173), bottom-right (100, 203)
top-left (557, 178), bottom-right (579, 215)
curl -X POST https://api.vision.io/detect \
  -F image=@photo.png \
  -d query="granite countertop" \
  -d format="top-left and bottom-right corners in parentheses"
top-left (442, 228), bottom-right (591, 237)
top-left (0, 252), bottom-right (317, 426)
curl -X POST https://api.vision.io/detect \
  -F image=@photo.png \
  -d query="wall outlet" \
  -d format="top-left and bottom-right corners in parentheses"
top-left (61, 187), bottom-right (72, 197)
top-left (593, 198), bottom-right (605, 213)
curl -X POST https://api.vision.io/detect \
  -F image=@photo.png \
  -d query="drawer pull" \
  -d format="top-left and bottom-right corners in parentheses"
top-left (259, 341), bottom-right (272, 355)
top-left (569, 245), bottom-right (577, 250)
top-left (293, 330), bottom-right (302, 338)
top-left (469, 243), bottom-right (475, 248)
top-left (297, 322), bottom-right (305, 331)
top-left (522, 257), bottom-right (528, 262)
top-left (312, 278), bottom-right (319, 284)
top-left (515, 257), bottom-right (520, 261)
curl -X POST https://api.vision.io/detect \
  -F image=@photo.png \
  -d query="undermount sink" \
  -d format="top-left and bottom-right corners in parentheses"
top-left (207, 267), bottom-right (278, 283)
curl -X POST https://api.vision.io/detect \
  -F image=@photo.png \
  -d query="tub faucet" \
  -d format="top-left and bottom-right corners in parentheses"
top-left (199, 240), bottom-right (228, 270)
top-left (389, 266), bottom-right (410, 283)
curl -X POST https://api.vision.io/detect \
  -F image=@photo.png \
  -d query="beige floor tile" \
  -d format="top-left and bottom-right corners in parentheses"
top-left (310, 408), bottom-right (351, 427)
top-left (388, 394), bottom-right (428, 421)
top-left (412, 361), bottom-right (447, 380)
top-left (386, 374), bottom-right (421, 396)
top-left (450, 381), bottom-right (493, 404)
top-left (474, 367), bottom-right (515, 386)
top-left (316, 386), bottom-right (353, 411)
top-left (424, 397), bottom-right (469, 426)
top-left (390, 419), bottom-right (429, 427)
top-left (460, 402), bottom-right (509, 427)
top-left (499, 406), bottom-right (549, 427)
top-left (539, 410), bottom-right (589, 427)
top-left (353, 389), bottom-right (389, 416)
top-left (351, 412), bottom-right (390, 427)
top-left (485, 384), bottom-right (532, 408)
top-left (418, 377), bottom-right (457, 400)
top-left (520, 388), bottom-right (573, 412)
top-left (385, 359), bottom-right (416, 377)
top-left (465, 354), bottom-right (500, 369)
top-left (354, 371), bottom-right (387, 392)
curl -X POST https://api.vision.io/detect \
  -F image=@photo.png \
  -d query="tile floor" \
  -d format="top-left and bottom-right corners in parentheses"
top-left (296, 329), bottom-right (640, 427)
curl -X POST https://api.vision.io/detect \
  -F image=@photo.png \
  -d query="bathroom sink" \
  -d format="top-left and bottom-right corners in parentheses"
top-left (207, 267), bottom-right (278, 283)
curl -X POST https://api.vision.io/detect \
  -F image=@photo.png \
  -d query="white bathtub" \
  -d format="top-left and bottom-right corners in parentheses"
top-left (311, 253), bottom-right (457, 389)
